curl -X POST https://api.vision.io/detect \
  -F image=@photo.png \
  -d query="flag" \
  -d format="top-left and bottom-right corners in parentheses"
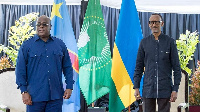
top-left (50, 0), bottom-right (80, 111)
top-left (109, 0), bottom-right (143, 111)
top-left (77, 0), bottom-right (112, 105)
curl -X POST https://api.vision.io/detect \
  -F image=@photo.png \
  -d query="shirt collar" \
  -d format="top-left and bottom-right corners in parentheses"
top-left (151, 32), bottom-right (164, 40)
top-left (34, 34), bottom-right (55, 42)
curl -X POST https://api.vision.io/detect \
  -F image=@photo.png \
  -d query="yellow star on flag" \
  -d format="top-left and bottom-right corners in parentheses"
top-left (50, 2), bottom-right (63, 20)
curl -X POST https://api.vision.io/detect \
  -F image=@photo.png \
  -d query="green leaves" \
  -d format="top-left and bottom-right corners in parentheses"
top-left (0, 12), bottom-right (39, 67)
top-left (176, 30), bottom-right (199, 75)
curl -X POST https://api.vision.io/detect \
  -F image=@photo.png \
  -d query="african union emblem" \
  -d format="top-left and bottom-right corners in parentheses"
top-left (77, 16), bottom-right (111, 70)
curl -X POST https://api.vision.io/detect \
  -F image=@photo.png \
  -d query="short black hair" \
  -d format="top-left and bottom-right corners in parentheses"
top-left (151, 13), bottom-right (163, 21)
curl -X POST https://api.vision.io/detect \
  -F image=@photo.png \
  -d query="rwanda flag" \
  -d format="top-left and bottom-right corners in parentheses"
top-left (109, 0), bottom-right (143, 111)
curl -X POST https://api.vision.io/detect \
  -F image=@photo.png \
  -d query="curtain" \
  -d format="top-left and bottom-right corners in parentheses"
top-left (101, 5), bottom-right (120, 56)
top-left (138, 12), bottom-right (200, 40)
top-left (1, 5), bottom-right (200, 59)
top-left (0, 4), bottom-right (80, 47)
top-left (138, 12), bottom-right (200, 67)
top-left (1, 4), bottom-right (200, 111)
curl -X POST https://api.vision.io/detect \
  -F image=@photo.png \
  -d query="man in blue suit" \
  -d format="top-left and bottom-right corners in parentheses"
top-left (16, 15), bottom-right (74, 112)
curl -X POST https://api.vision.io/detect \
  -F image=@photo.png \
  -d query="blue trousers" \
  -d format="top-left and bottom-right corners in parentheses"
top-left (26, 99), bottom-right (63, 112)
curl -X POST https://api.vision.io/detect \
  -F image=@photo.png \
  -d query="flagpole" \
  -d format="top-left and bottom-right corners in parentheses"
top-left (129, 84), bottom-right (131, 112)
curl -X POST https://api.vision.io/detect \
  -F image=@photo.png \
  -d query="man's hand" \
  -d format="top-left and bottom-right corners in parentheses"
top-left (22, 92), bottom-right (32, 105)
top-left (63, 89), bottom-right (72, 99)
top-left (134, 88), bottom-right (141, 100)
top-left (169, 91), bottom-right (177, 102)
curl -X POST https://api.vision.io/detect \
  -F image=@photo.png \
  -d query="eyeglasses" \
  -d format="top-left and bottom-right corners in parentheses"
top-left (36, 23), bottom-right (50, 27)
top-left (149, 21), bottom-right (162, 25)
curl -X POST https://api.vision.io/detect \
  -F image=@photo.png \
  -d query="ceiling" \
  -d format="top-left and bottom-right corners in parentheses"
top-left (0, 0), bottom-right (200, 14)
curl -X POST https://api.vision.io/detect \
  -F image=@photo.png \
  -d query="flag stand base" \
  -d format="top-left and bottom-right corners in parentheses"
top-left (88, 107), bottom-right (106, 112)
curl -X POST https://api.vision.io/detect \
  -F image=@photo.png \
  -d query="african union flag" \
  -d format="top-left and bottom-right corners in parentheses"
top-left (77, 0), bottom-right (112, 105)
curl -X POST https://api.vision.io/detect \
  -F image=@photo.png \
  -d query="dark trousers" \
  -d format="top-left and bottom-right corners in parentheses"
top-left (26, 99), bottom-right (63, 112)
top-left (142, 98), bottom-right (170, 112)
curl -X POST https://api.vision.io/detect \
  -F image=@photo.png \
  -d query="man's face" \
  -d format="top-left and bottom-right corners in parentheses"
top-left (36, 16), bottom-right (51, 38)
top-left (149, 15), bottom-right (164, 34)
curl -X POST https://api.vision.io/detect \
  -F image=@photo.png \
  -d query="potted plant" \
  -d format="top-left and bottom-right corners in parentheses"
top-left (0, 12), bottom-right (39, 112)
top-left (176, 30), bottom-right (199, 111)
top-left (176, 30), bottom-right (199, 75)
top-left (189, 60), bottom-right (200, 111)
top-left (0, 12), bottom-right (38, 71)
top-left (0, 56), bottom-right (12, 73)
